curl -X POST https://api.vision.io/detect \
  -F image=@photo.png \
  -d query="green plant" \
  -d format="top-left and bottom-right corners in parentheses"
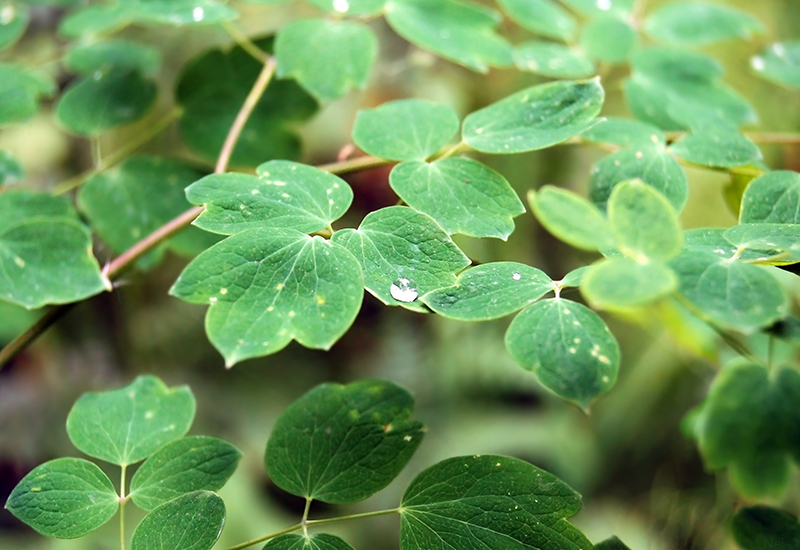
top-left (1, 0), bottom-right (800, 548)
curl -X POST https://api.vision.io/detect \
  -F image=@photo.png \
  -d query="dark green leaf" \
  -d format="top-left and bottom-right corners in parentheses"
top-left (170, 229), bottom-right (364, 366)
top-left (66, 375), bottom-right (196, 466)
top-left (421, 262), bottom-right (552, 320)
top-left (505, 298), bottom-right (619, 409)
top-left (528, 185), bottom-right (613, 251)
top-left (513, 42), bottom-right (595, 79)
top-left (740, 170), bottom-right (800, 224)
top-left (0, 63), bottom-right (54, 125)
top-left (187, 161), bottom-right (353, 235)
top-left (581, 258), bottom-right (677, 309)
top-left (0, 149), bottom-right (23, 186)
top-left (644, 1), bottom-right (763, 46)
top-left (389, 157), bottom-right (525, 239)
top-left (0, 190), bottom-right (108, 308)
top-left (306, 0), bottom-right (385, 15)
top-left (176, 39), bottom-right (317, 168)
top-left (265, 379), bottom-right (424, 503)
top-left (400, 455), bottom-right (592, 549)
top-left (130, 491), bottom-right (225, 550)
top-left (593, 536), bottom-right (631, 550)
top-left (581, 117), bottom-right (665, 148)
top-left (0, 2), bottom-right (28, 51)
top-left (731, 505), bottom-right (800, 550)
top-left (385, 0), bottom-right (513, 72)
top-left (65, 39), bottom-right (161, 76)
top-left (117, 0), bottom-right (237, 25)
top-left (463, 79), bottom-right (604, 154)
top-left (669, 124), bottom-right (762, 169)
top-left (130, 436), bottom-right (241, 511)
top-left (330, 206), bottom-right (470, 312)
top-left (4, 458), bottom-right (118, 539)
top-left (498, 0), bottom-right (576, 42)
top-left (752, 42), bottom-right (800, 90)
top-left (579, 16), bottom-right (636, 64)
top-left (352, 99), bottom-right (460, 161)
top-left (58, 4), bottom-right (133, 38)
top-left (264, 534), bottom-right (356, 550)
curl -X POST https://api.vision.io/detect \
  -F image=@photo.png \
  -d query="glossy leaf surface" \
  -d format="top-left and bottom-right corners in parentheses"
top-left (529, 185), bottom-right (612, 251)
top-left (498, 0), bottom-right (575, 42)
top-left (752, 42), bottom-right (800, 89)
top-left (264, 534), bottom-right (356, 550)
top-left (740, 171), bottom-right (800, 224)
top-left (266, 380), bottom-right (424, 503)
top-left (644, 1), bottom-right (763, 46)
top-left (130, 491), bottom-right (225, 550)
top-left (66, 376), bottom-right (196, 466)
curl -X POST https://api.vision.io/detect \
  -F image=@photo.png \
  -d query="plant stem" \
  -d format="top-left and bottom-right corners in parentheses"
top-left (224, 523), bottom-right (303, 550)
top-left (305, 507), bottom-right (400, 527)
top-left (317, 154), bottom-right (392, 175)
top-left (221, 22), bottom-right (270, 63)
top-left (301, 498), bottom-right (312, 537)
top-left (120, 465), bottom-right (127, 550)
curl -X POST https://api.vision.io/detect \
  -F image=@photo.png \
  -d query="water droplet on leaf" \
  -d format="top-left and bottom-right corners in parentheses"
top-left (390, 278), bottom-right (418, 302)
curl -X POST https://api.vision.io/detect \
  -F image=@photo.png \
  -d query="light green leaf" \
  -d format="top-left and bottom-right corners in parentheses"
top-left (389, 157), bottom-right (525, 239)
top-left (752, 42), bottom-right (800, 90)
top-left (187, 161), bottom-right (352, 235)
top-left (669, 126), bottom-right (762, 169)
top-left (265, 379), bottom-right (424, 503)
top-left (276, 19), bottom-right (377, 102)
top-left (589, 145), bottom-right (688, 212)
top-left (731, 506), bottom-right (800, 550)
top-left (560, 0), bottom-right (634, 17)
top-left (580, 16), bottom-right (636, 63)
top-left (0, 149), bottom-right (23, 186)
top-left (176, 39), bottom-right (318, 168)
top-left (130, 436), bottom-right (241, 511)
top-left (0, 63), bottom-right (54, 125)
top-left (498, 0), bottom-right (576, 42)
top-left (55, 69), bottom-right (157, 135)
top-left (421, 262), bottom-right (552, 320)
top-left (65, 39), bottom-right (161, 76)
top-left (66, 375), bottom-right (196, 466)
top-left (463, 78), bottom-right (604, 154)
top-left (740, 170), bottom-right (800, 224)
top-left (79, 156), bottom-right (213, 269)
top-left (384, 0), bottom-right (513, 72)
top-left (560, 265), bottom-right (589, 288)
top-left (4, 458), bottom-right (118, 539)
top-left (723, 223), bottom-right (800, 264)
top-left (130, 491), bottom-right (225, 550)
top-left (58, 4), bottom-right (133, 38)
top-left (170, 229), bottom-right (364, 365)
top-left (0, 190), bottom-right (108, 309)
top-left (0, 1), bottom-right (28, 51)
top-left (581, 258), bottom-right (677, 309)
top-left (669, 251), bottom-right (787, 332)
top-left (694, 363), bottom-right (800, 498)
top-left (352, 99), bottom-right (459, 161)
top-left (505, 298), bottom-right (620, 409)
top-left (400, 455), bottom-right (592, 549)
top-left (117, 0), bottom-right (237, 25)
top-left (683, 228), bottom-right (773, 262)
top-left (306, 0), bottom-right (385, 15)
top-left (608, 179), bottom-right (682, 261)
top-left (580, 117), bottom-right (666, 147)
top-left (264, 534), bottom-right (356, 550)
top-left (513, 42), bottom-right (595, 79)
top-left (330, 206), bottom-right (470, 312)
top-left (644, 1), bottom-right (763, 46)
top-left (528, 185), bottom-right (613, 251)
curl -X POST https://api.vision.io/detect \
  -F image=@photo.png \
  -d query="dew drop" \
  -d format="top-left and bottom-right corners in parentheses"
top-left (333, 0), bottom-right (349, 12)
top-left (192, 6), bottom-right (204, 21)
top-left (512, 272), bottom-right (522, 281)
top-left (390, 278), bottom-right (418, 302)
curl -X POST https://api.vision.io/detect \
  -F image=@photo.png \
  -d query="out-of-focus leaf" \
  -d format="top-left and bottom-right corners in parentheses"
top-left (740, 171), bottom-right (800, 224)
top-left (560, 0), bottom-right (634, 17)
top-left (528, 185), bottom-right (613, 251)
top-left (581, 117), bottom-right (665, 147)
top-left (0, 63), bottom-right (54, 125)
top-left (498, 0), bottom-right (576, 42)
top-left (0, 1), bottom-right (29, 51)
top-left (669, 124), bottom-right (762, 169)
top-left (0, 149), bottom-right (23, 186)
top-left (65, 39), bottom-right (161, 76)
top-left (306, 0), bottom-right (385, 16)
top-left (731, 505), bottom-right (800, 550)
top-left (58, 4), bottom-right (133, 38)
top-left (644, 1), bottom-right (763, 46)
top-left (580, 16), bottom-right (636, 63)
top-left (513, 42), bottom-right (595, 79)
top-left (752, 42), bottom-right (800, 89)
top-left (117, 0), bottom-right (237, 26)
top-left (582, 257), bottom-right (677, 309)
top-left (264, 534), bottom-right (356, 550)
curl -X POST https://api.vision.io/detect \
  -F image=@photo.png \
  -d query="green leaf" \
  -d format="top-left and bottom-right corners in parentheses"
top-left (0, 190), bottom-right (108, 308)
top-left (421, 262), bottom-right (553, 320)
top-left (352, 99), bottom-right (459, 162)
top-left (513, 42), bottom-right (595, 79)
top-left (752, 42), bottom-right (800, 90)
top-left (593, 536), bottom-right (631, 550)
top-left (400, 455), bottom-right (592, 549)
top-left (722, 223), bottom-right (800, 264)
top-left (130, 436), bottom-right (241, 511)
top-left (607, 179), bottom-right (682, 261)
top-left (4, 458), bottom-right (118, 539)
top-left (581, 258), bottom-right (677, 309)
top-left (462, 78), bottom-right (604, 154)
top-left (559, 0), bottom-right (634, 17)
top-left (560, 265), bottom-right (589, 288)
top-left (388, 157), bottom-right (525, 239)
top-left (384, 0), bottom-right (513, 72)
top-left (78, 156), bottom-right (211, 269)
top-left (187, 161), bottom-right (352, 235)
top-left (55, 68), bottom-right (157, 135)
top-left (580, 117), bottom-right (666, 148)
top-left (276, 19), bottom-right (377, 103)
top-left (264, 534), bottom-right (356, 550)
top-left (65, 39), bottom-right (161, 76)
top-left (130, 491), bottom-right (225, 550)
top-left (528, 185), bottom-right (613, 251)
top-left (117, 0), bottom-right (237, 25)
top-left (644, 1), bottom-right (763, 47)
top-left (170, 229), bottom-right (364, 365)
top-left (669, 251), bottom-right (788, 332)
top-left (265, 379), bottom-right (424, 503)
top-left (497, 0), bottom-right (576, 42)
top-left (58, 4), bottom-right (133, 38)
top-left (305, 0), bottom-right (386, 16)
top-left (589, 145), bottom-right (688, 212)
top-left (683, 227), bottom-right (774, 262)
top-left (669, 126), bottom-right (762, 169)
top-left (579, 16), bottom-right (636, 64)
top-left (66, 375), bottom-right (196, 466)
top-left (694, 363), bottom-right (800, 498)
top-left (0, 149), bottom-right (24, 186)
top-left (0, 299), bottom-right (39, 341)
top-left (0, 1), bottom-right (28, 51)
top-left (176, 39), bottom-right (318, 168)
top-left (740, 170), bottom-right (800, 224)
top-left (505, 298), bottom-right (620, 409)
top-left (0, 63), bottom-right (54, 125)
top-left (731, 506), bottom-right (800, 550)
top-left (330, 206), bottom-right (470, 312)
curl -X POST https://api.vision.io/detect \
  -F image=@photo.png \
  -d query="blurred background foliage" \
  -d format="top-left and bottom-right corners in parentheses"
top-left (1, 0), bottom-right (800, 549)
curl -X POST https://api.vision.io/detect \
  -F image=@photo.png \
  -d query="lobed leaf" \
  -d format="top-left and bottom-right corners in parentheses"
top-left (66, 375), bottom-right (196, 466)
top-left (498, 0), bottom-right (576, 42)
top-left (529, 185), bottom-right (613, 251)
top-left (130, 491), bottom-right (225, 550)
top-left (644, 1), bottom-right (763, 47)
top-left (265, 379), bottom-right (425, 503)
top-left (264, 534), bottom-right (356, 550)
top-left (740, 170), bottom-right (800, 224)
top-left (752, 42), bottom-right (800, 90)
top-left (513, 42), bottom-right (595, 79)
